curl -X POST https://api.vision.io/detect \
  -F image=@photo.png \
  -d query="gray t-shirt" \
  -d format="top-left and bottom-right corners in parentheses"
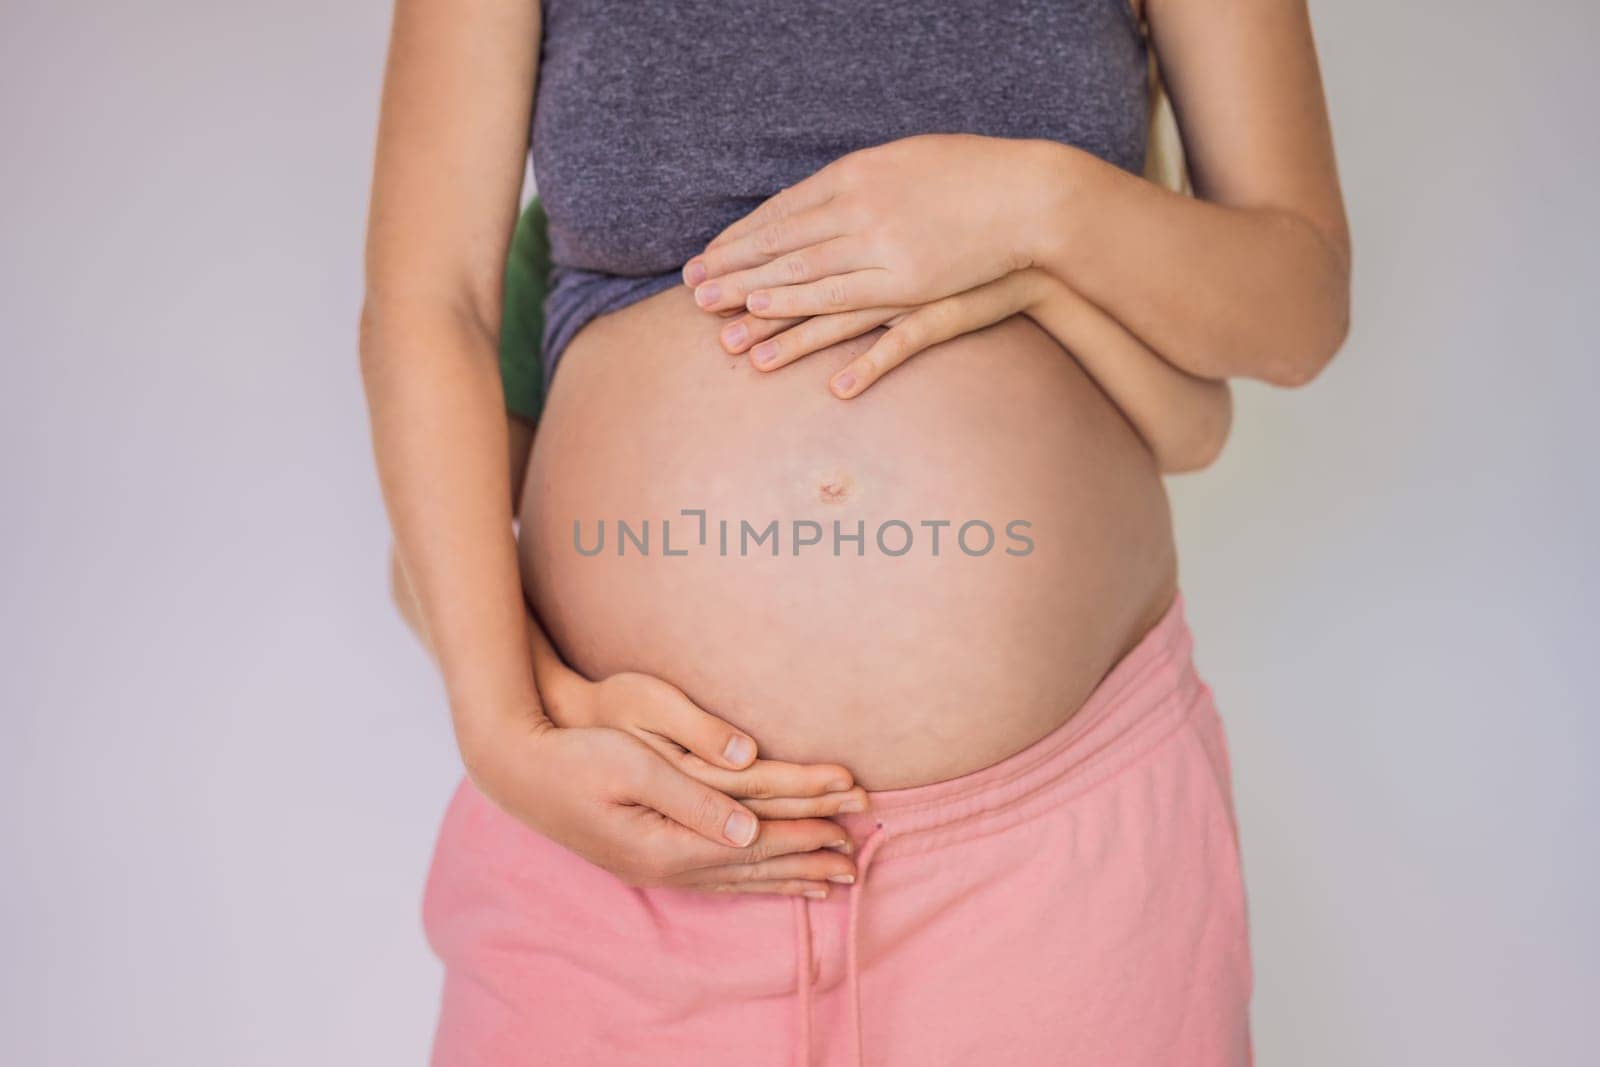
top-left (530, 0), bottom-right (1149, 382)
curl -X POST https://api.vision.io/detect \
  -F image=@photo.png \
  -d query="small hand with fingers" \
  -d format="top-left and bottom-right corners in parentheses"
top-left (531, 648), bottom-right (867, 898)
top-left (706, 268), bottom-right (1058, 399)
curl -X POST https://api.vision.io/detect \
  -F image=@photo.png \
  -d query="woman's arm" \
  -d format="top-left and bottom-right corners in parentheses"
top-left (927, 269), bottom-right (1235, 473)
top-left (1022, 272), bottom-right (1232, 472)
top-left (1025, 0), bottom-right (1351, 387)
top-left (387, 411), bottom-right (537, 646)
top-left (712, 265), bottom-right (1231, 471)
top-left (363, 0), bottom-right (861, 890)
top-left (685, 2), bottom-right (1349, 390)
top-left (387, 410), bottom-right (866, 896)
top-left (362, 0), bottom-right (539, 754)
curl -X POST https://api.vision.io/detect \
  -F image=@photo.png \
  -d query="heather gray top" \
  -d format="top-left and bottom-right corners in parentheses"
top-left (531, 0), bottom-right (1148, 382)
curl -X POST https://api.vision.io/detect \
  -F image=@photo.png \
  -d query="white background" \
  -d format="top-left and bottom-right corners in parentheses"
top-left (3, 1), bottom-right (1595, 1063)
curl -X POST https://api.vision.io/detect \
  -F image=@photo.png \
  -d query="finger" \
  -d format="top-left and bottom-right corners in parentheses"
top-left (701, 880), bottom-right (834, 900)
top-left (742, 787), bottom-right (869, 820)
top-left (746, 307), bottom-right (903, 371)
top-left (675, 816), bottom-right (854, 872)
top-left (720, 303), bottom-right (908, 363)
top-left (684, 205), bottom-right (849, 287)
top-left (692, 236), bottom-right (865, 314)
top-left (717, 312), bottom-right (802, 355)
top-left (674, 850), bottom-right (858, 888)
top-left (830, 274), bottom-right (1037, 399)
top-left (673, 754), bottom-right (857, 801)
top-left (702, 170), bottom-right (842, 251)
top-left (681, 203), bottom-right (851, 287)
top-left (745, 269), bottom-right (894, 319)
top-left (629, 679), bottom-right (760, 770)
top-left (633, 752), bottom-right (762, 847)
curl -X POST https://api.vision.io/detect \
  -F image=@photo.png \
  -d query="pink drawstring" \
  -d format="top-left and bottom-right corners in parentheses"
top-left (792, 819), bottom-right (890, 1067)
top-left (846, 822), bottom-right (889, 1067)
top-left (793, 895), bottom-right (814, 1067)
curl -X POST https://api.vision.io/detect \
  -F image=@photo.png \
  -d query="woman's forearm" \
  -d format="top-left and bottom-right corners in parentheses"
top-left (387, 409), bottom-right (571, 704)
top-left (692, 5), bottom-right (1348, 389)
top-left (388, 411), bottom-right (537, 641)
top-left (388, 537), bottom-right (573, 710)
top-left (1024, 141), bottom-right (1349, 389)
top-left (361, 0), bottom-right (544, 757)
top-left (361, 304), bottom-right (542, 751)
top-left (1020, 270), bottom-right (1232, 473)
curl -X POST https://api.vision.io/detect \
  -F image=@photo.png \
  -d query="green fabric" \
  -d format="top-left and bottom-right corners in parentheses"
top-left (498, 196), bottom-right (551, 423)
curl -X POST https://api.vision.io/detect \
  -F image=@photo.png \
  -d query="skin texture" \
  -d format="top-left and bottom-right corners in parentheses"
top-left (362, 0), bottom-right (1347, 892)
top-left (519, 284), bottom-right (1178, 788)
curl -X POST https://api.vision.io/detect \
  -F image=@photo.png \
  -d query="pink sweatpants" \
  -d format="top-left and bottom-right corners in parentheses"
top-left (422, 593), bottom-right (1252, 1066)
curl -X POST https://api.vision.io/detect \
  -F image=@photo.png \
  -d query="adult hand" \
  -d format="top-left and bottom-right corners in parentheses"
top-left (464, 713), bottom-right (861, 901)
top-left (682, 134), bottom-right (1063, 324)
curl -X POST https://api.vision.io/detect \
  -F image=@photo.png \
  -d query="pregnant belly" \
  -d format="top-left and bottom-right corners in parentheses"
top-left (519, 285), bottom-right (1178, 788)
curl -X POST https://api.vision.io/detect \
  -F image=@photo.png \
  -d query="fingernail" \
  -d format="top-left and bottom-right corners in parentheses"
top-left (826, 839), bottom-right (853, 855)
top-left (827, 778), bottom-right (852, 793)
top-left (838, 796), bottom-right (866, 814)
top-left (828, 873), bottom-right (855, 884)
top-left (804, 888), bottom-right (829, 899)
top-left (722, 321), bottom-right (748, 348)
top-left (832, 372), bottom-right (857, 395)
top-left (751, 340), bottom-right (779, 366)
top-left (747, 291), bottom-right (771, 312)
top-left (724, 809), bottom-right (757, 846)
top-left (683, 260), bottom-right (707, 286)
top-left (722, 735), bottom-right (756, 766)
top-left (695, 282), bottom-right (722, 307)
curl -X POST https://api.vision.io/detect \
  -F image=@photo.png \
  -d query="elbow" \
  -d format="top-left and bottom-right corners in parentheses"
top-left (1188, 290), bottom-right (1349, 390)
top-left (357, 292), bottom-right (501, 396)
top-left (388, 544), bottom-right (412, 619)
top-left (357, 298), bottom-right (395, 391)
top-left (1264, 303), bottom-right (1350, 389)
top-left (388, 544), bottom-right (429, 646)
top-left (387, 543), bottom-right (409, 614)
top-left (1263, 233), bottom-right (1353, 389)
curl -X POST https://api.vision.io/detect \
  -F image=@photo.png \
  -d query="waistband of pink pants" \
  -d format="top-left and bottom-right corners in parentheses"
top-left (830, 589), bottom-right (1205, 855)
top-left (794, 589), bottom-right (1209, 1067)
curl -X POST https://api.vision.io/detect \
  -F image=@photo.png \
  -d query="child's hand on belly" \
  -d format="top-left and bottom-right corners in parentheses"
top-left (707, 267), bottom-right (1059, 400)
top-left (495, 664), bottom-right (866, 899)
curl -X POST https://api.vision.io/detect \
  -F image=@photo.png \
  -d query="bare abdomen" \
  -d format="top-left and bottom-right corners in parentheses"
top-left (519, 285), bottom-right (1176, 788)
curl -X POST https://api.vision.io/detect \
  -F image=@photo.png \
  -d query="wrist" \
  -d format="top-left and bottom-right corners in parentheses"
top-left (1015, 265), bottom-right (1063, 313)
top-left (461, 714), bottom-right (560, 811)
top-left (458, 709), bottom-right (557, 799)
top-left (1015, 139), bottom-right (1096, 279)
top-left (535, 660), bottom-right (592, 727)
top-left (451, 687), bottom-right (551, 776)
